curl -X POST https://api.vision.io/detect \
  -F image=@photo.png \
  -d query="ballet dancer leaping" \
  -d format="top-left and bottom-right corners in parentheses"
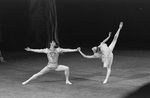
top-left (79, 22), bottom-right (123, 84)
top-left (22, 41), bottom-right (80, 85)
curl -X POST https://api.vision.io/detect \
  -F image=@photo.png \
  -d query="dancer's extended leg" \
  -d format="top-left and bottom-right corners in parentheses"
top-left (55, 65), bottom-right (72, 84)
top-left (109, 22), bottom-right (123, 51)
top-left (22, 66), bottom-right (51, 85)
top-left (103, 54), bottom-right (113, 84)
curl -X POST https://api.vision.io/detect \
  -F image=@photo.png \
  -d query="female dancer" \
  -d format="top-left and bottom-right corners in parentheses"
top-left (79, 22), bottom-right (123, 84)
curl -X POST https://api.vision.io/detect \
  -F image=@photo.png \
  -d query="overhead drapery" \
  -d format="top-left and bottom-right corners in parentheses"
top-left (29, 0), bottom-right (59, 48)
top-left (46, 0), bottom-right (59, 47)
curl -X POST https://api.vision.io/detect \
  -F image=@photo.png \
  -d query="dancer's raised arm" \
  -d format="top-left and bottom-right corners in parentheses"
top-left (99, 32), bottom-right (111, 45)
top-left (25, 47), bottom-right (47, 53)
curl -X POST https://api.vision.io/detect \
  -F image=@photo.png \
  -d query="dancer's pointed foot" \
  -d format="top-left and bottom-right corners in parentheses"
top-left (22, 81), bottom-right (28, 85)
top-left (119, 22), bottom-right (123, 28)
top-left (103, 80), bottom-right (107, 84)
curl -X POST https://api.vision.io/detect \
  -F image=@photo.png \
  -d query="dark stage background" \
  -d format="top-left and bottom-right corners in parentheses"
top-left (0, 0), bottom-right (150, 50)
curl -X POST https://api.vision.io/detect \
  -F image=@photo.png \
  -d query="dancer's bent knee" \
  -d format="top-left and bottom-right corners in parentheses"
top-left (65, 66), bottom-right (69, 70)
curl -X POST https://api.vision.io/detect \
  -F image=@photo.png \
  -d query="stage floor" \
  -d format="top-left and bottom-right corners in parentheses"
top-left (0, 50), bottom-right (150, 98)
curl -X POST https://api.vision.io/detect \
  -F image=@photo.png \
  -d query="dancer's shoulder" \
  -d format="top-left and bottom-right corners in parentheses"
top-left (56, 47), bottom-right (63, 52)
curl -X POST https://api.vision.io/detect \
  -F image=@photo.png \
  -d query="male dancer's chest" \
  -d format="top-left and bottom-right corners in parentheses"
top-left (47, 50), bottom-right (59, 62)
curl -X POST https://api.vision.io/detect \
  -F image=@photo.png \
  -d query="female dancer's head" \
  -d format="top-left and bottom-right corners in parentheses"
top-left (92, 46), bottom-right (100, 53)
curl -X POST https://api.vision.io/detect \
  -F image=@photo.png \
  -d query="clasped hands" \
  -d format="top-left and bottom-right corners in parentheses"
top-left (76, 47), bottom-right (82, 54)
top-left (25, 47), bottom-right (31, 51)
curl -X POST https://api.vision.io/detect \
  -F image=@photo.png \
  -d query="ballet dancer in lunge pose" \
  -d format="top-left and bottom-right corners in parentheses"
top-left (79, 22), bottom-right (123, 84)
top-left (22, 41), bottom-right (80, 85)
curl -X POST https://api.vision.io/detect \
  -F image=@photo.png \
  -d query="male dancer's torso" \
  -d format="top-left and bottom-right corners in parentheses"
top-left (46, 48), bottom-right (60, 68)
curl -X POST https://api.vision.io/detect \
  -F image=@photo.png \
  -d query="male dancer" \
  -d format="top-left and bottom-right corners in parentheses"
top-left (79, 22), bottom-right (123, 84)
top-left (22, 41), bottom-right (79, 85)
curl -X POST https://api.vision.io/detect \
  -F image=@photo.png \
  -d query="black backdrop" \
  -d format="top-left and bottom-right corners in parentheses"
top-left (0, 0), bottom-right (150, 50)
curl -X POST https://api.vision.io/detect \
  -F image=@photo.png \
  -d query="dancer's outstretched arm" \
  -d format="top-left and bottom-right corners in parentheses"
top-left (99, 32), bottom-right (111, 46)
top-left (25, 47), bottom-right (47, 53)
top-left (79, 49), bottom-right (96, 59)
top-left (60, 47), bottom-right (79, 53)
